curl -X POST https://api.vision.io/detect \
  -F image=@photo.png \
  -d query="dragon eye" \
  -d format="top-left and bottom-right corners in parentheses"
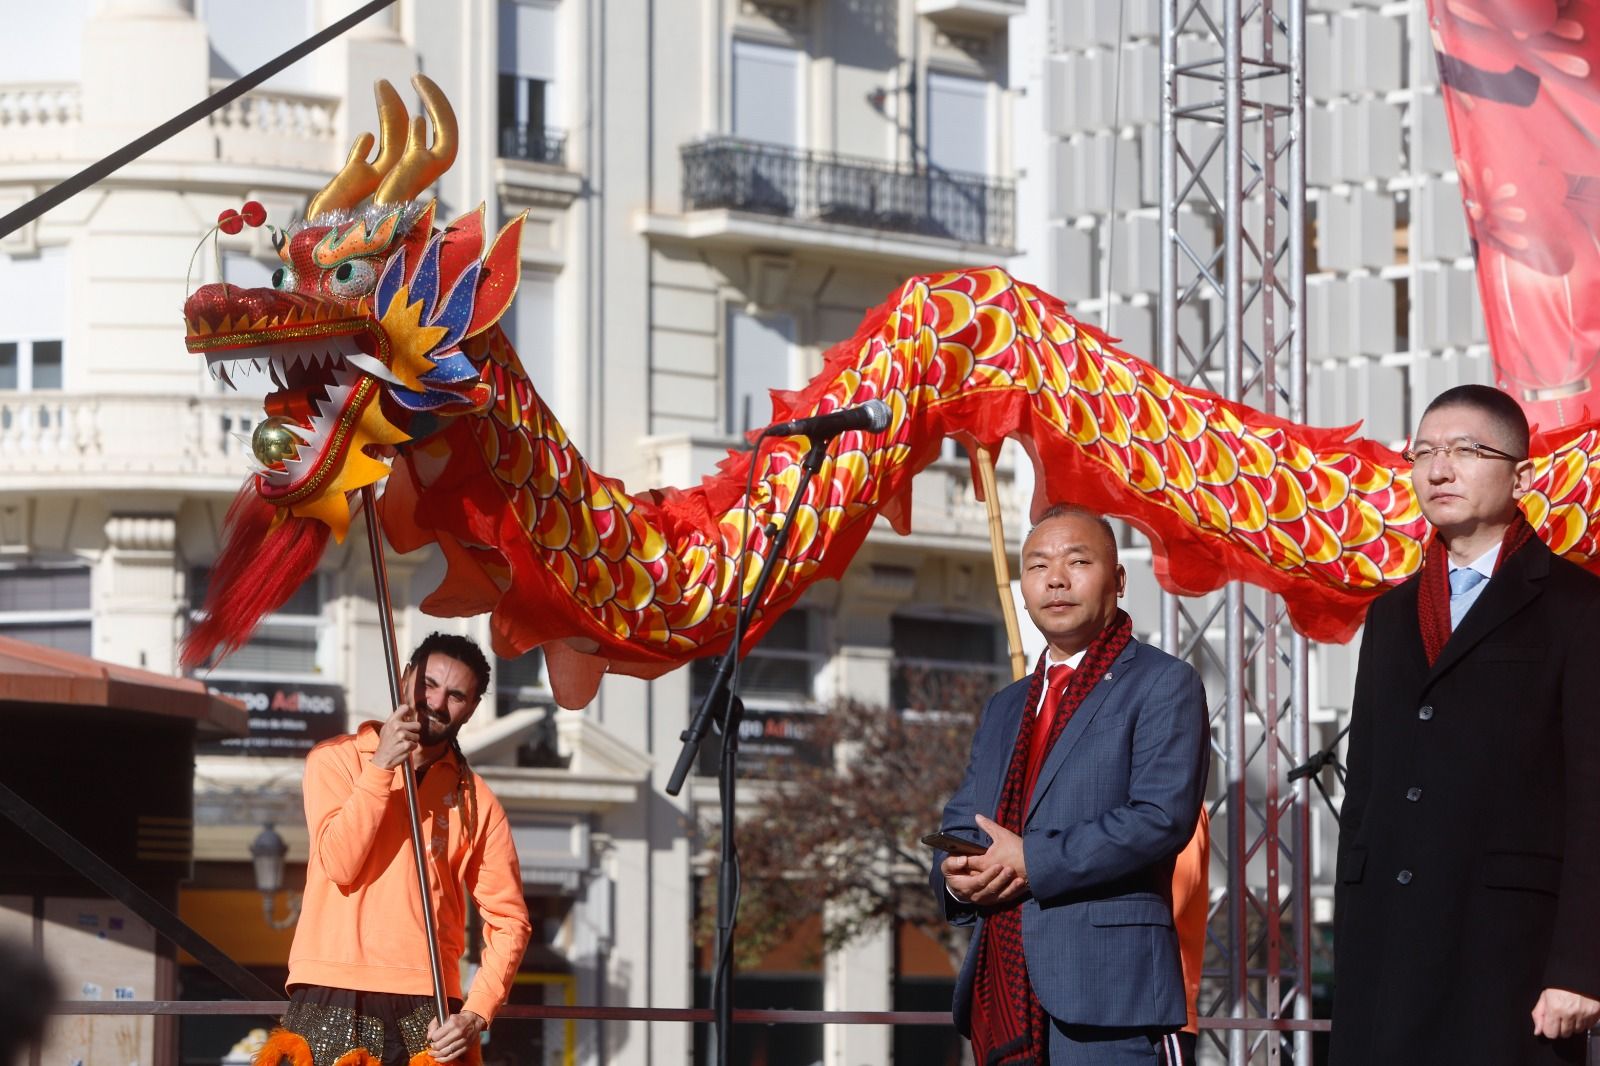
top-left (270, 266), bottom-right (294, 290)
top-left (327, 258), bottom-right (378, 299)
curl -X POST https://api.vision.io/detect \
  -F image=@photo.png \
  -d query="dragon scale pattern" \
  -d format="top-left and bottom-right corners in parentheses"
top-left (402, 266), bottom-right (1600, 696)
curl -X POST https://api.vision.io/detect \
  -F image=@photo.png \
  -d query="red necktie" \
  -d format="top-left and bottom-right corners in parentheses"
top-left (1024, 661), bottom-right (1074, 793)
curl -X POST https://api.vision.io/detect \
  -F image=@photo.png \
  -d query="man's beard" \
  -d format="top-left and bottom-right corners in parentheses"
top-left (419, 708), bottom-right (465, 750)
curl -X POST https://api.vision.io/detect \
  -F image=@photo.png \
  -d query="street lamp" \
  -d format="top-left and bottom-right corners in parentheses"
top-left (250, 823), bottom-right (301, 930)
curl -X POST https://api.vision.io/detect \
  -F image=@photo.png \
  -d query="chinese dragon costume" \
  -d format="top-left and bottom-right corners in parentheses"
top-left (183, 74), bottom-right (1600, 714)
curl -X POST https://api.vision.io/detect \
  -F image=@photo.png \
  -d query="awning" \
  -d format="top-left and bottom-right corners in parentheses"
top-left (0, 636), bottom-right (247, 737)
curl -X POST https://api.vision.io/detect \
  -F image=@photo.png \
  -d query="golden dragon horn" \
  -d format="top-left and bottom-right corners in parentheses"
top-left (373, 74), bottom-right (458, 206)
top-left (305, 79), bottom-right (409, 219)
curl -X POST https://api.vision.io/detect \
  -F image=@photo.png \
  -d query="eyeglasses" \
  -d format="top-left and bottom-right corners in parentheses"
top-left (1401, 440), bottom-right (1525, 465)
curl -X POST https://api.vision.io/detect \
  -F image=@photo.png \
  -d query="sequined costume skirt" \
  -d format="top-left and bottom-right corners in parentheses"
top-left (253, 985), bottom-right (471, 1066)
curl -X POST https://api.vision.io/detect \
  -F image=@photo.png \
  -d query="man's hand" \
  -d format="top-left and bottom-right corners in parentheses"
top-left (373, 664), bottom-right (422, 770)
top-left (427, 1009), bottom-right (485, 1063)
top-left (940, 815), bottom-right (1031, 907)
top-left (1532, 987), bottom-right (1600, 1040)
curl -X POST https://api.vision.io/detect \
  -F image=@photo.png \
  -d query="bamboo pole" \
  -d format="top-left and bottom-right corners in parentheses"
top-left (973, 445), bottom-right (1027, 681)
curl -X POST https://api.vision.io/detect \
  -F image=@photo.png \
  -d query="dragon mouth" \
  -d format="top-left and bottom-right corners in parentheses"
top-left (202, 341), bottom-right (368, 494)
top-left (184, 290), bottom-right (404, 503)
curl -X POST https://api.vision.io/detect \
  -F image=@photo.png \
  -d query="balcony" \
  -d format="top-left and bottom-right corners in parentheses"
top-left (0, 84), bottom-right (81, 163)
top-left (640, 137), bottom-right (1016, 268)
top-left (205, 81), bottom-right (340, 173)
top-left (498, 123), bottom-right (567, 168)
top-left (0, 391), bottom-right (264, 493)
top-left (0, 80), bottom-right (338, 175)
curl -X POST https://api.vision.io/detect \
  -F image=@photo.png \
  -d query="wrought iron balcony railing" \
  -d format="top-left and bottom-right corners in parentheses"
top-left (499, 124), bottom-right (568, 167)
top-left (681, 137), bottom-right (1014, 248)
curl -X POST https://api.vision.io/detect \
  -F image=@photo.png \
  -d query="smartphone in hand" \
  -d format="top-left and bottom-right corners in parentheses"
top-left (921, 831), bottom-right (986, 857)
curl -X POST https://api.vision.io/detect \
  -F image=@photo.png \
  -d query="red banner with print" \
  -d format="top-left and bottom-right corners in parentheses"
top-left (1429, 0), bottom-right (1600, 429)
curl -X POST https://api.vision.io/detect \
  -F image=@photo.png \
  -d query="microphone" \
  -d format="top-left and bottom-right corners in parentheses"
top-left (762, 399), bottom-right (891, 440)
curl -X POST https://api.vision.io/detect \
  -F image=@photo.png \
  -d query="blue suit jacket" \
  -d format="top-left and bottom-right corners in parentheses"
top-left (930, 638), bottom-right (1209, 1034)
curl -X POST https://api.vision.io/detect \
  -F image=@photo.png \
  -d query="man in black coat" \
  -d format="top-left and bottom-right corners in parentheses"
top-left (1333, 384), bottom-right (1600, 1064)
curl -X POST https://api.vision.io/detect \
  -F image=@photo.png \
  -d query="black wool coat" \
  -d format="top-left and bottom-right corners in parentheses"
top-left (1332, 537), bottom-right (1600, 1065)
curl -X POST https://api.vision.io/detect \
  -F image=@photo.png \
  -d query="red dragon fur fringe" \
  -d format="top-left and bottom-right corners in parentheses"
top-left (181, 482), bottom-right (330, 670)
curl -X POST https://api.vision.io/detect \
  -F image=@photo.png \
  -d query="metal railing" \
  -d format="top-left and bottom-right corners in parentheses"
top-left (56, 1001), bottom-right (1334, 1031)
top-left (499, 123), bottom-right (568, 166)
top-left (681, 137), bottom-right (1015, 248)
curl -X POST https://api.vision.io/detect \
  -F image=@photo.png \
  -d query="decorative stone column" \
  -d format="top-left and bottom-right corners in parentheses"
top-left (99, 512), bottom-right (181, 673)
top-left (81, 0), bottom-right (210, 159)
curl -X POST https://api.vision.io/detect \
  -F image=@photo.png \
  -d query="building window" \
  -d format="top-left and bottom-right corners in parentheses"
top-left (498, 0), bottom-right (564, 164)
top-left (691, 608), bottom-right (821, 709)
top-left (506, 271), bottom-right (556, 399)
top-left (890, 614), bottom-right (1008, 712)
top-left (187, 567), bottom-right (326, 677)
top-left (496, 648), bottom-right (550, 718)
top-left (0, 245), bottom-right (69, 394)
top-left (0, 340), bottom-right (63, 391)
top-left (726, 308), bottom-right (796, 437)
top-left (726, 38), bottom-right (803, 215)
top-left (925, 71), bottom-right (993, 242)
top-left (732, 38), bottom-right (802, 147)
top-left (0, 562), bottom-right (92, 656)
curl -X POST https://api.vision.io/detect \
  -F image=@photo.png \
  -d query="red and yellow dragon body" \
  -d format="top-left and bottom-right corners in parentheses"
top-left (182, 76), bottom-right (1600, 708)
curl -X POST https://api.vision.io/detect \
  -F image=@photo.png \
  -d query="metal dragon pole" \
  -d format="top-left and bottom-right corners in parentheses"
top-left (360, 483), bottom-right (451, 1025)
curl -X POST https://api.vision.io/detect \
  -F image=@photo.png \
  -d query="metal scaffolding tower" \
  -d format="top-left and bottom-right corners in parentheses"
top-left (1159, 0), bottom-right (1312, 1062)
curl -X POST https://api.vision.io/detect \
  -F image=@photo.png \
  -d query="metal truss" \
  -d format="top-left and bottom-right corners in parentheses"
top-left (1158, 0), bottom-right (1311, 1062)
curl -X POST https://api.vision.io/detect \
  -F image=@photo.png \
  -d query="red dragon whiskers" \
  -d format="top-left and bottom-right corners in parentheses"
top-left (181, 482), bottom-right (331, 671)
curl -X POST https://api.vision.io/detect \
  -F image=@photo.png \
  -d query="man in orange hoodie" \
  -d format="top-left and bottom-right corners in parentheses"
top-left (264, 633), bottom-right (531, 1066)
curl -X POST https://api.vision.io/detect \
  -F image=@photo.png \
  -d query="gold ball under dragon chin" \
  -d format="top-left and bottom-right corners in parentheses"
top-left (184, 81), bottom-right (1600, 707)
top-left (252, 417), bottom-right (303, 467)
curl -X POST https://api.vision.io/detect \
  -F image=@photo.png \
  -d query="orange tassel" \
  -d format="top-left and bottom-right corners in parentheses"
top-left (330, 1050), bottom-right (379, 1066)
top-left (252, 1030), bottom-right (314, 1066)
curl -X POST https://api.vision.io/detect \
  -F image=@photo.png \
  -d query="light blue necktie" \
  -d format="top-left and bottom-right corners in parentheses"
top-left (1448, 567), bottom-right (1487, 628)
top-left (1449, 568), bottom-right (1485, 597)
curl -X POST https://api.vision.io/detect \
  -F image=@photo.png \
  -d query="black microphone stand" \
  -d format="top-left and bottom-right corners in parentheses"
top-left (1286, 722), bottom-right (1350, 823)
top-left (666, 433), bottom-right (833, 1066)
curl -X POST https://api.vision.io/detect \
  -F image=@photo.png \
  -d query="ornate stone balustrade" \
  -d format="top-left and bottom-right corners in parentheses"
top-left (0, 392), bottom-right (264, 491)
top-left (0, 81), bottom-right (338, 171)
top-left (0, 84), bottom-right (82, 162)
top-left (206, 81), bottom-right (339, 171)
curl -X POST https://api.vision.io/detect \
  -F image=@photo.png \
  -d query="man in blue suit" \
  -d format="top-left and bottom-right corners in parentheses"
top-left (932, 504), bottom-right (1209, 1065)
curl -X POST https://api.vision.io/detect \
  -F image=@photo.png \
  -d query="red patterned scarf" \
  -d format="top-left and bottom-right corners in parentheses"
top-left (1416, 512), bottom-right (1537, 665)
top-left (969, 610), bottom-right (1134, 1066)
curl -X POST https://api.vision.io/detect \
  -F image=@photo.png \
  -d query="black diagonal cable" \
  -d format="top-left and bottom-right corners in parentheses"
top-left (0, 0), bottom-right (399, 242)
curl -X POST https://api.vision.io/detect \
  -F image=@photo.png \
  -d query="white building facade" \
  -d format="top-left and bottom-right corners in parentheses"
top-left (0, 1), bottom-right (1026, 1063)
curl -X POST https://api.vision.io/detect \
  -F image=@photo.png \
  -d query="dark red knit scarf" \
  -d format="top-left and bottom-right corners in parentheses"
top-left (1416, 512), bottom-right (1536, 666)
top-left (969, 610), bottom-right (1134, 1066)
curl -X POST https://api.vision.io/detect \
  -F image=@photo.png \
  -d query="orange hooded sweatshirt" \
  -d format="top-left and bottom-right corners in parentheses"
top-left (287, 723), bottom-right (532, 1023)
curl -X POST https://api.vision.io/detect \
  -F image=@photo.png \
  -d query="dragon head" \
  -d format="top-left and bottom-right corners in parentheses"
top-left (181, 75), bottom-right (524, 669)
top-left (183, 75), bottom-right (523, 540)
